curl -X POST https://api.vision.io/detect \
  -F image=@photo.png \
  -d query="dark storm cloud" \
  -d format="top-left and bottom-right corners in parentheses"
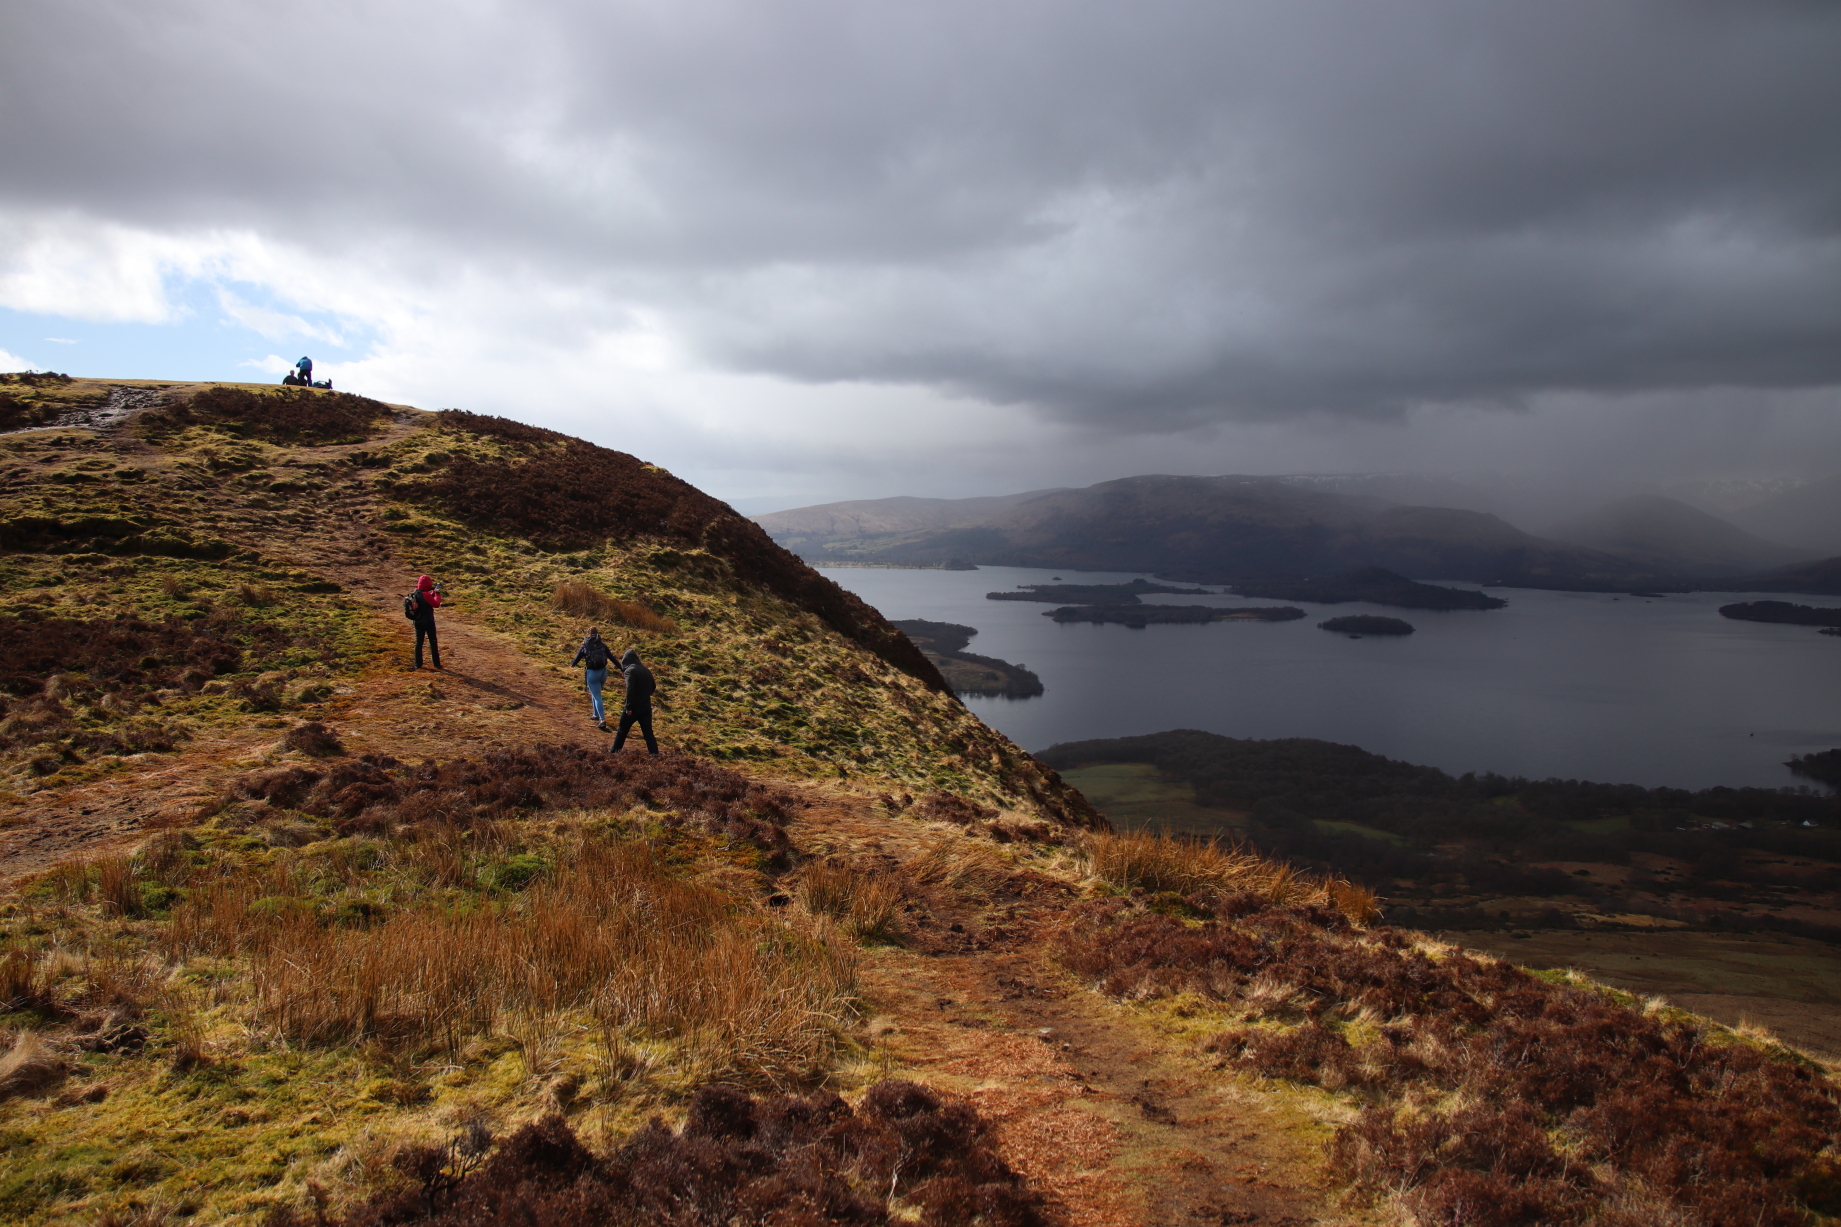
top-left (3, 0), bottom-right (1839, 427)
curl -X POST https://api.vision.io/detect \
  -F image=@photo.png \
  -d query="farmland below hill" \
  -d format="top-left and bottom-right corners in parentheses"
top-left (1046, 729), bottom-right (1841, 1056)
top-left (1039, 729), bottom-right (1841, 940)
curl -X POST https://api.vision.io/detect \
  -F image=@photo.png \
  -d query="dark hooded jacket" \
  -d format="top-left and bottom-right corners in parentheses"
top-left (619, 649), bottom-right (656, 710)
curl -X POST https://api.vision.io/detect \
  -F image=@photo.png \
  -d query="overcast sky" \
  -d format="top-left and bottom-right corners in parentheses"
top-left (3, 0), bottom-right (1839, 515)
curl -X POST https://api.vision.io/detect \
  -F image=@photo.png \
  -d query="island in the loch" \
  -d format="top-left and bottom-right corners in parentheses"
top-left (1788, 749), bottom-right (1841, 788)
top-left (1232, 567), bottom-right (1507, 611)
top-left (1718, 600), bottom-right (1841, 628)
top-left (987, 578), bottom-right (1211, 605)
top-left (1046, 604), bottom-right (1304, 627)
top-left (1319, 615), bottom-right (1415, 636)
top-left (890, 619), bottom-right (1044, 697)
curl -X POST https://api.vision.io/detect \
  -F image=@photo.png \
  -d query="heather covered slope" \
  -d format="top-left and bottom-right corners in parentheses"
top-left (1, 381), bottom-right (1838, 1227)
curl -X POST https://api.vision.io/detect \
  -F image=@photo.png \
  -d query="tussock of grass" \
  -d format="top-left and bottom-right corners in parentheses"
top-left (794, 859), bottom-right (904, 941)
top-left (1059, 897), bottom-right (1841, 1227)
top-left (1083, 830), bottom-right (1377, 921)
top-left (549, 581), bottom-right (675, 633)
top-left (905, 835), bottom-right (1013, 897)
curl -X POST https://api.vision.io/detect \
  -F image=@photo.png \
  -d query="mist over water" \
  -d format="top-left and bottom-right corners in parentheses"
top-left (826, 565), bottom-right (1841, 791)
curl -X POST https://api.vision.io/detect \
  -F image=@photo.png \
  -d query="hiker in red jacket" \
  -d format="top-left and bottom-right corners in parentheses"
top-left (409, 574), bottom-right (442, 670)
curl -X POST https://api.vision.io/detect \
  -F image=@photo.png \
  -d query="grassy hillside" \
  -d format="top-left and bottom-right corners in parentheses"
top-left (1, 380), bottom-right (1837, 1227)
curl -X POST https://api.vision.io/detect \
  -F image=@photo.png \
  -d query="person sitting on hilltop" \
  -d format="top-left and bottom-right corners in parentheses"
top-left (296, 355), bottom-right (313, 384)
top-left (407, 573), bottom-right (443, 670)
top-left (611, 648), bottom-right (658, 755)
top-left (281, 371), bottom-right (302, 386)
top-left (571, 627), bottom-right (612, 729)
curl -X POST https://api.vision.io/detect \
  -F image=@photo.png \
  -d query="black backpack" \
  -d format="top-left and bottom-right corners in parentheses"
top-left (402, 592), bottom-right (420, 620)
top-left (581, 639), bottom-right (611, 669)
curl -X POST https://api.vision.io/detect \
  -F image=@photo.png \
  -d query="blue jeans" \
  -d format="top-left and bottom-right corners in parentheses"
top-left (584, 668), bottom-right (607, 721)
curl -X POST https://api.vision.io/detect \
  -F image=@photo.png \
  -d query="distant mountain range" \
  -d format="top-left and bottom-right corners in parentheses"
top-left (756, 474), bottom-right (1841, 592)
top-left (755, 489), bottom-right (1066, 551)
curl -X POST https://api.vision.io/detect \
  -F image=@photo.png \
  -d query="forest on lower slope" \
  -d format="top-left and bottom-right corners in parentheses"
top-left (1040, 729), bottom-right (1841, 939)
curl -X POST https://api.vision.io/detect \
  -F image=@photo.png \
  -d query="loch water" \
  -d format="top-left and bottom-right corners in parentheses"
top-left (822, 564), bottom-right (1841, 791)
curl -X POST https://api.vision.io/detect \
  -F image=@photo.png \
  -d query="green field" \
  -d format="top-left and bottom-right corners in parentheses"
top-left (1063, 764), bottom-right (1405, 845)
top-left (1059, 763), bottom-right (1250, 836)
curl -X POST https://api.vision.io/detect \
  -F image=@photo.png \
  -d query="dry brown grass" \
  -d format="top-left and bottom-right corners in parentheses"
top-left (233, 582), bottom-right (279, 607)
top-left (794, 859), bottom-right (904, 941)
top-left (162, 839), bottom-right (856, 1083)
top-left (0, 1031), bottom-right (68, 1101)
top-left (549, 582), bottom-right (675, 633)
top-left (1083, 830), bottom-right (1377, 923)
top-left (96, 855), bottom-right (140, 918)
top-left (905, 835), bottom-right (1012, 897)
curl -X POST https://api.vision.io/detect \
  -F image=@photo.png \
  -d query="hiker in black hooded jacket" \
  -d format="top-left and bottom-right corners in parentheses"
top-left (611, 648), bottom-right (658, 755)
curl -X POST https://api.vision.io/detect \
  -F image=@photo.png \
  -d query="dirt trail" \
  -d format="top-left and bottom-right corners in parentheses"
top-left (791, 800), bottom-right (1357, 1227)
top-left (0, 499), bottom-right (612, 884)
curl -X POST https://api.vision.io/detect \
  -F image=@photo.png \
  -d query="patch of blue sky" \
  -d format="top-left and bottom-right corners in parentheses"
top-left (0, 276), bottom-right (373, 382)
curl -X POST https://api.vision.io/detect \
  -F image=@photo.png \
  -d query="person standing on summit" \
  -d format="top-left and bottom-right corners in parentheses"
top-left (296, 356), bottom-right (313, 385)
top-left (408, 573), bottom-right (442, 670)
top-left (611, 648), bottom-right (658, 755)
top-left (571, 628), bottom-right (612, 728)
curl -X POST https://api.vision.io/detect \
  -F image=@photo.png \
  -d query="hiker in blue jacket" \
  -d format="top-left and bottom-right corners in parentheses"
top-left (611, 648), bottom-right (658, 755)
top-left (570, 628), bottom-right (612, 728)
top-left (296, 356), bottom-right (313, 384)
